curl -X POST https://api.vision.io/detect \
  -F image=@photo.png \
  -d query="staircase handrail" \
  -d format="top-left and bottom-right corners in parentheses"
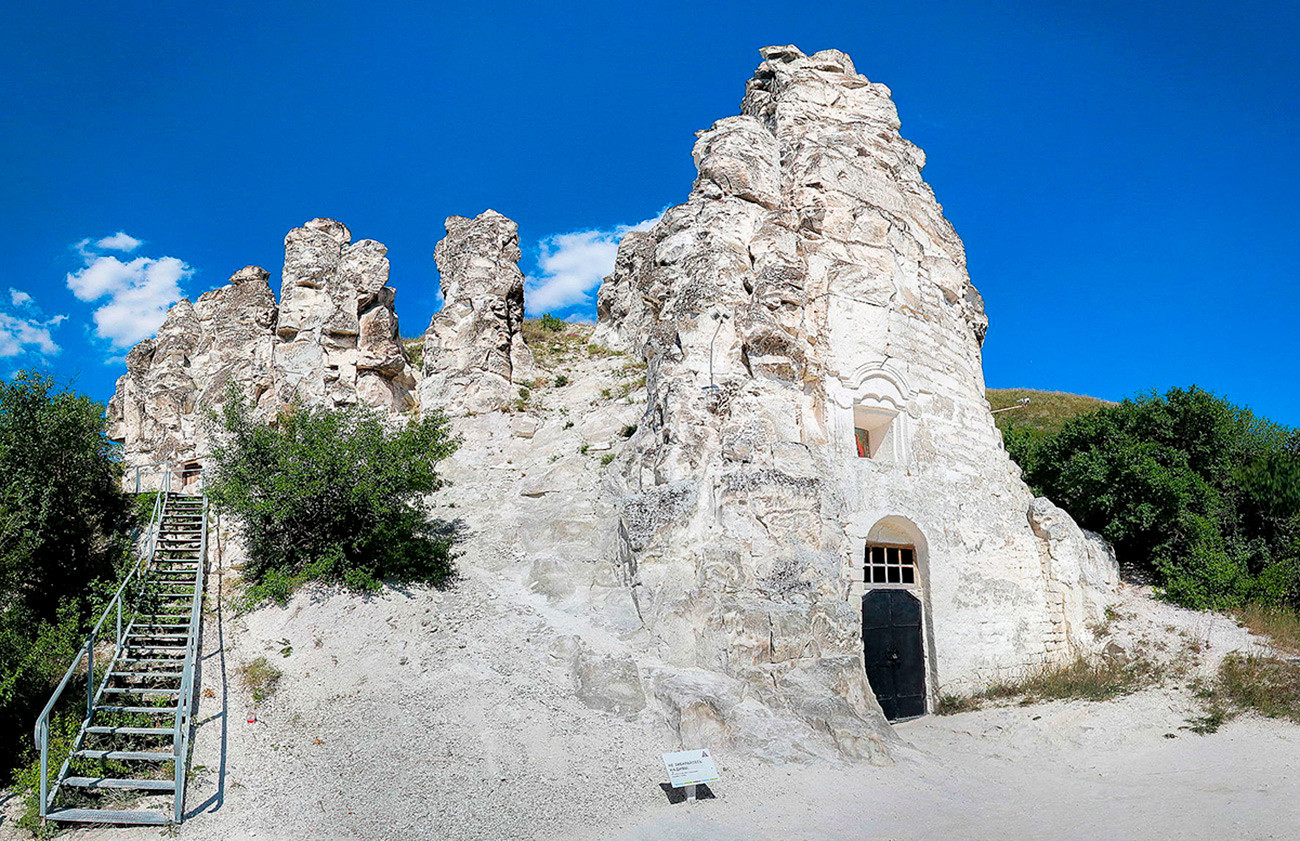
top-left (129, 460), bottom-right (209, 495)
top-left (31, 466), bottom-right (197, 818)
top-left (173, 492), bottom-right (208, 818)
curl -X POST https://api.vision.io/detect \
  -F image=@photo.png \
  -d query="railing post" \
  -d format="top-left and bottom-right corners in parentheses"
top-left (85, 636), bottom-right (94, 721)
top-left (37, 721), bottom-right (48, 816)
top-left (116, 600), bottom-right (122, 647)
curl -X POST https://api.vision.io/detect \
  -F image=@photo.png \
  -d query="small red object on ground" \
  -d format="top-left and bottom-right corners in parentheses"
top-left (247, 713), bottom-right (257, 724)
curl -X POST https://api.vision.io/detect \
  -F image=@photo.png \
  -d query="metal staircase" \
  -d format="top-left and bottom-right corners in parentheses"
top-left (33, 467), bottom-right (208, 826)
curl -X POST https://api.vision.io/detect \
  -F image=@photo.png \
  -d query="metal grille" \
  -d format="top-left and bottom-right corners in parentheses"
top-left (865, 544), bottom-right (916, 585)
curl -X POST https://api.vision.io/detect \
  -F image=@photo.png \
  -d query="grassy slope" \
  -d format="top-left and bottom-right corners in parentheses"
top-left (986, 388), bottom-right (1113, 440)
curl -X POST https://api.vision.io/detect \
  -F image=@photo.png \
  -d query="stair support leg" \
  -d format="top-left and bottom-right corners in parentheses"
top-left (85, 636), bottom-right (94, 722)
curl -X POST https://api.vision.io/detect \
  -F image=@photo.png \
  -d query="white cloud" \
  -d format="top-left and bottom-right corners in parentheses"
top-left (66, 236), bottom-right (190, 350)
top-left (95, 231), bottom-right (143, 252)
top-left (0, 290), bottom-right (64, 358)
top-left (524, 214), bottom-right (662, 314)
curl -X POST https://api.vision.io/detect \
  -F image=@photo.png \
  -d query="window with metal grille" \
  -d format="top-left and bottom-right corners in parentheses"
top-left (865, 544), bottom-right (916, 585)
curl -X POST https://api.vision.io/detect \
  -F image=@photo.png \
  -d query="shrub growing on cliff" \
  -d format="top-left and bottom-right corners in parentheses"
top-left (1015, 386), bottom-right (1300, 610)
top-left (208, 398), bottom-right (459, 605)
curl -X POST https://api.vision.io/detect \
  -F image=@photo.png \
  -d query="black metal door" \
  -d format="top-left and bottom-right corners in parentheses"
top-left (862, 589), bottom-right (926, 720)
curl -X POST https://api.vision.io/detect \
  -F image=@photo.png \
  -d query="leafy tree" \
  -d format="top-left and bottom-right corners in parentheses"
top-left (207, 397), bottom-right (459, 605)
top-left (1018, 386), bottom-right (1300, 610)
top-left (0, 371), bottom-right (131, 784)
top-left (0, 372), bottom-right (130, 619)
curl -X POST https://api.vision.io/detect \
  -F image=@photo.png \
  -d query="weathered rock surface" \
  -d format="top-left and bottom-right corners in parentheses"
top-left (108, 46), bottom-right (1120, 769)
top-left (419, 210), bottom-right (535, 413)
top-left (593, 44), bottom-right (1118, 756)
top-left (107, 220), bottom-right (417, 473)
top-left (275, 219), bottom-right (416, 412)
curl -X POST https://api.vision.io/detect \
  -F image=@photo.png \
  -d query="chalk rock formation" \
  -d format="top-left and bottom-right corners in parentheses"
top-left (419, 211), bottom-right (534, 413)
top-left (108, 267), bottom-right (277, 469)
top-left (108, 46), bottom-right (1120, 768)
top-left (108, 220), bottom-right (417, 472)
top-left (275, 219), bottom-right (416, 412)
top-left (595, 45), bottom-right (1118, 754)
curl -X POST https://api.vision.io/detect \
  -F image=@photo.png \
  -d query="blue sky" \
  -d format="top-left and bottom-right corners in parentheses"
top-left (2, 1), bottom-right (1297, 424)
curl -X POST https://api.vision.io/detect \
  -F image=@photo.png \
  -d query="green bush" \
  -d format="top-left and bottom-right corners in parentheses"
top-left (536, 313), bottom-right (566, 332)
top-left (0, 371), bottom-right (132, 786)
top-left (1017, 386), bottom-right (1300, 610)
top-left (0, 372), bottom-right (130, 619)
top-left (207, 397), bottom-right (460, 606)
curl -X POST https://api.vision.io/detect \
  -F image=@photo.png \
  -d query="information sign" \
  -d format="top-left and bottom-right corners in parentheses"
top-left (661, 749), bottom-right (719, 788)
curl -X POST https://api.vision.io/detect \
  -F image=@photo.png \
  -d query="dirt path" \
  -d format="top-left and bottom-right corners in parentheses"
top-left (585, 698), bottom-right (1299, 841)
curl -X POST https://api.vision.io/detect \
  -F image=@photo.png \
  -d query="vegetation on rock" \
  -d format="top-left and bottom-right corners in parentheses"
top-left (208, 396), bottom-right (460, 607)
top-left (936, 649), bottom-right (1175, 714)
top-left (1004, 386), bottom-right (1300, 611)
top-left (1212, 653), bottom-right (1300, 723)
top-left (987, 388), bottom-right (1111, 456)
top-left (239, 656), bottom-right (283, 704)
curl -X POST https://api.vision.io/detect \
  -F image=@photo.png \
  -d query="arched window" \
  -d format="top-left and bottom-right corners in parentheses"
top-left (862, 515), bottom-right (927, 589)
top-left (852, 371), bottom-right (907, 461)
top-left (854, 405), bottom-right (897, 458)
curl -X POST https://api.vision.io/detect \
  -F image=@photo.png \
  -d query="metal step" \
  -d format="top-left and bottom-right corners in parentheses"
top-left (127, 633), bottom-right (189, 640)
top-left (62, 777), bottom-right (176, 792)
top-left (94, 705), bottom-right (178, 715)
top-left (102, 687), bottom-right (181, 695)
top-left (74, 749), bottom-right (175, 761)
top-left (84, 726), bottom-right (174, 736)
top-left (45, 807), bottom-right (171, 826)
top-left (109, 672), bottom-right (183, 680)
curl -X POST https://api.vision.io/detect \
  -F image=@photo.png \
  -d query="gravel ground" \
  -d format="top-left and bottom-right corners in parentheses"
top-left (9, 580), bottom-right (1297, 841)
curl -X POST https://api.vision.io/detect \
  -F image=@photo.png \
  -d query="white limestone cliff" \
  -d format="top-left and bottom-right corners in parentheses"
top-left (107, 221), bottom-right (417, 473)
top-left (418, 210), bottom-right (535, 413)
top-left (106, 45), bottom-right (1119, 765)
top-left (595, 45), bottom-right (1118, 753)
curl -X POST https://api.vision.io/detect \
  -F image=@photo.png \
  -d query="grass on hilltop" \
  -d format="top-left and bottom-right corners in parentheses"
top-left (986, 388), bottom-right (1113, 442)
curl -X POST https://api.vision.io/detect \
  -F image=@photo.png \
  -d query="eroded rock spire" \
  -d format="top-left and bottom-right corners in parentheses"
top-left (593, 45), bottom-right (1115, 757)
top-left (108, 219), bottom-right (417, 471)
top-left (418, 210), bottom-right (534, 413)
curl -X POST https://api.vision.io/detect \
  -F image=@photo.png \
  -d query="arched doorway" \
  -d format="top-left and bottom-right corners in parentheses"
top-left (861, 516), bottom-right (930, 720)
top-left (862, 589), bottom-right (925, 719)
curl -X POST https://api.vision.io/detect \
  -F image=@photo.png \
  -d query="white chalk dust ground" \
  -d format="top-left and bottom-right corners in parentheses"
top-left (11, 578), bottom-right (1296, 841)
